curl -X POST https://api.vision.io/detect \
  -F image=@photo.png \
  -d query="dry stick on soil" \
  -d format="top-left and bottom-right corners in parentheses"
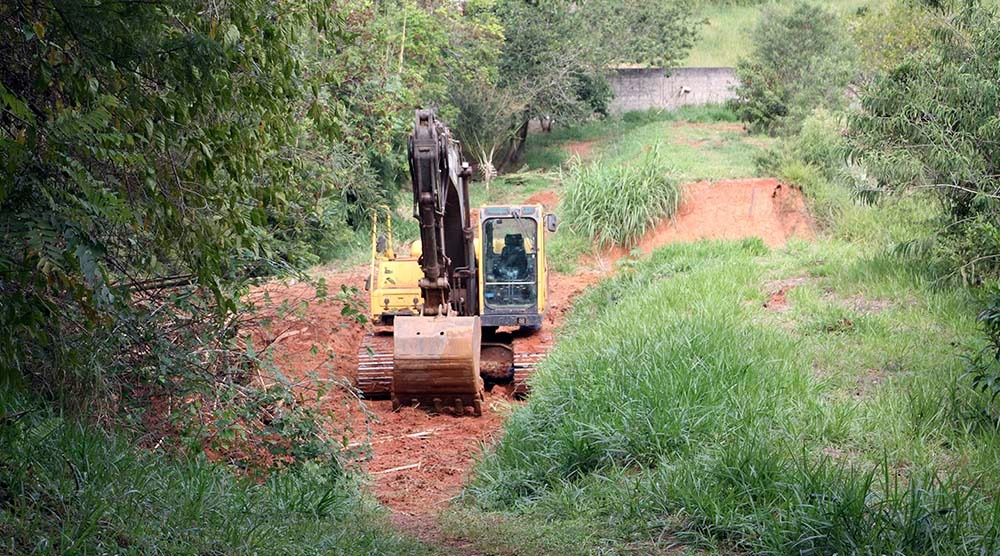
top-left (348, 428), bottom-right (444, 449)
top-left (377, 462), bottom-right (422, 474)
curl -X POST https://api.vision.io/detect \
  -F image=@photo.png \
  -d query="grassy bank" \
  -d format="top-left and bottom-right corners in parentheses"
top-left (0, 388), bottom-right (424, 555)
top-left (452, 230), bottom-right (1000, 552)
top-left (444, 108), bottom-right (1000, 552)
top-left (684, 0), bottom-right (884, 67)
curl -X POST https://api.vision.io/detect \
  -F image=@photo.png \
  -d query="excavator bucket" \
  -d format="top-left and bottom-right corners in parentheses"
top-left (392, 315), bottom-right (485, 416)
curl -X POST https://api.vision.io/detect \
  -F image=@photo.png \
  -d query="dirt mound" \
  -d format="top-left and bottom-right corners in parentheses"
top-left (563, 140), bottom-right (597, 160)
top-left (645, 178), bottom-right (812, 249)
top-left (662, 178), bottom-right (812, 248)
top-left (595, 178), bottom-right (813, 265)
top-left (525, 190), bottom-right (559, 209)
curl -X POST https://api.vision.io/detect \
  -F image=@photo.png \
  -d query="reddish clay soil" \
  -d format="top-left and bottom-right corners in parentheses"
top-left (525, 190), bottom-right (559, 209)
top-left (763, 277), bottom-right (811, 312)
top-left (250, 176), bottom-right (812, 545)
top-left (595, 178), bottom-right (814, 266)
top-left (250, 265), bottom-right (598, 519)
top-left (563, 140), bottom-right (598, 160)
top-left (645, 178), bottom-right (812, 249)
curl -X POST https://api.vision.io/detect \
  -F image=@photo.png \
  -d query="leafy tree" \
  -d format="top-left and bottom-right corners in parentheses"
top-left (849, 0), bottom-right (935, 75)
top-left (490, 0), bottom-right (699, 168)
top-left (731, 1), bottom-right (857, 134)
top-left (849, 0), bottom-right (1000, 282)
top-left (448, 76), bottom-right (524, 185)
top-left (0, 0), bottom-right (391, 468)
top-left (0, 0), bottom-right (521, 467)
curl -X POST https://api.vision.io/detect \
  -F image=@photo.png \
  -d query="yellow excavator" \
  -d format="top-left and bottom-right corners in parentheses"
top-left (357, 110), bottom-right (557, 416)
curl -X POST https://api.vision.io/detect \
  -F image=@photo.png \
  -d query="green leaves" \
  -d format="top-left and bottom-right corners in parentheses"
top-left (848, 1), bottom-right (1000, 281)
top-left (495, 0), bottom-right (698, 123)
top-left (731, 2), bottom-right (858, 134)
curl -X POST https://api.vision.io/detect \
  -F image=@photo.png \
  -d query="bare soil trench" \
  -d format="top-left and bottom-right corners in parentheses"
top-left (250, 177), bottom-right (812, 547)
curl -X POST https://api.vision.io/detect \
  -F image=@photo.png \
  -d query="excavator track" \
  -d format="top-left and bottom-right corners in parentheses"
top-left (356, 327), bottom-right (555, 403)
top-left (356, 331), bottom-right (394, 398)
top-left (510, 329), bottom-right (554, 397)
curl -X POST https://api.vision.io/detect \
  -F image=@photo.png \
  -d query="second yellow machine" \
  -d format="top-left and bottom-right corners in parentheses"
top-left (357, 110), bottom-right (557, 416)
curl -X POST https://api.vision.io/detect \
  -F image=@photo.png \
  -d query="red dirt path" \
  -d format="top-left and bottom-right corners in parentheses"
top-left (250, 265), bottom-right (598, 518)
top-left (251, 176), bottom-right (812, 531)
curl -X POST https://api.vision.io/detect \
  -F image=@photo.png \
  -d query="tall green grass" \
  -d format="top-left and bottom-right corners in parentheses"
top-left (683, 0), bottom-right (887, 67)
top-left (454, 239), bottom-right (1000, 553)
top-left (562, 145), bottom-right (680, 248)
top-left (0, 388), bottom-right (424, 555)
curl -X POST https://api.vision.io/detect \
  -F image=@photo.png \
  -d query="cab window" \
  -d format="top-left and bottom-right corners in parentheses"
top-left (483, 217), bottom-right (537, 308)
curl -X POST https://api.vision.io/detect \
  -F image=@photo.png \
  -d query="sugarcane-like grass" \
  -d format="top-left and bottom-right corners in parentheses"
top-left (458, 239), bottom-right (1000, 554)
top-left (563, 145), bottom-right (680, 248)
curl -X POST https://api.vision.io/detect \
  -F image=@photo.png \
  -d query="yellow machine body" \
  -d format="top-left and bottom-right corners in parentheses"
top-left (475, 205), bottom-right (548, 327)
top-left (367, 208), bottom-right (424, 323)
top-left (368, 204), bottom-right (549, 327)
top-left (360, 203), bottom-right (553, 414)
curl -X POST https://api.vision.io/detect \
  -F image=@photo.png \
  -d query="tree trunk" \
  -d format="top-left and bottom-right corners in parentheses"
top-left (498, 114), bottom-right (530, 174)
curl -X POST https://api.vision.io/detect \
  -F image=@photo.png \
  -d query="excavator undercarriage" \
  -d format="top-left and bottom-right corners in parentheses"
top-left (357, 324), bottom-right (553, 413)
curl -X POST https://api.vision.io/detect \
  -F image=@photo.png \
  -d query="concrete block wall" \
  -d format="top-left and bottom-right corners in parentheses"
top-left (608, 67), bottom-right (737, 113)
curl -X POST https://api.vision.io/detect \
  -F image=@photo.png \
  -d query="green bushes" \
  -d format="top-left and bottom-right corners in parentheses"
top-left (967, 289), bottom-right (1000, 416)
top-left (848, 2), bottom-right (1000, 284)
top-left (730, 1), bottom-right (857, 134)
top-left (562, 145), bottom-right (680, 248)
top-left (0, 387), bottom-right (423, 555)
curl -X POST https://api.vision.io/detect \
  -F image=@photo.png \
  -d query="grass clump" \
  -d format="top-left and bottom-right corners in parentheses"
top-left (562, 145), bottom-right (680, 248)
top-left (0, 388), bottom-right (424, 555)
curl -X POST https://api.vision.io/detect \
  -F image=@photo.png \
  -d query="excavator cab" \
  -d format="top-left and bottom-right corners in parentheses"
top-left (479, 206), bottom-right (547, 329)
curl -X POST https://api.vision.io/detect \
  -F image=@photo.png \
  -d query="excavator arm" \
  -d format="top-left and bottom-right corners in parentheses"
top-left (391, 111), bottom-right (485, 415)
top-left (407, 110), bottom-right (478, 317)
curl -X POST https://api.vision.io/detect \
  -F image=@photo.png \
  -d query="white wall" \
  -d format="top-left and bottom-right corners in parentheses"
top-left (608, 67), bottom-right (737, 113)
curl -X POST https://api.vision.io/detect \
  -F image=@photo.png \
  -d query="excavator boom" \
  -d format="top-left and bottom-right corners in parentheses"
top-left (390, 110), bottom-right (484, 415)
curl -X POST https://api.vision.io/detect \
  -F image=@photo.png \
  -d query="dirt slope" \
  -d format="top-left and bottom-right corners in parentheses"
top-left (646, 178), bottom-right (813, 248)
top-left (596, 178), bottom-right (813, 265)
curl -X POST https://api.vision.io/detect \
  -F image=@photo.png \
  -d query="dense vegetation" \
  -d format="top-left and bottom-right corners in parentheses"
top-left (0, 388), bottom-right (423, 554)
top-left (459, 233), bottom-right (1000, 553)
top-left (562, 146), bottom-right (680, 248)
top-left (755, 0), bottom-right (1000, 411)
top-left (0, 0), bottom-right (699, 552)
top-left (6, 0), bottom-right (1000, 552)
top-left (730, 1), bottom-right (857, 133)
